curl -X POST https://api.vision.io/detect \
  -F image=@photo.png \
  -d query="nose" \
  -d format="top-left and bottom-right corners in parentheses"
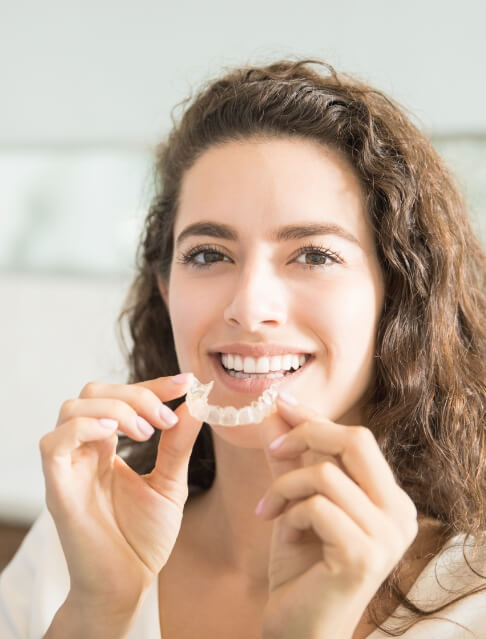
top-left (223, 259), bottom-right (287, 331)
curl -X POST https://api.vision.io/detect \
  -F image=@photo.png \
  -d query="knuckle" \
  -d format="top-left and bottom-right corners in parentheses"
top-left (102, 398), bottom-right (131, 421)
top-left (135, 385), bottom-right (157, 406)
top-left (405, 495), bottom-right (418, 519)
top-left (39, 433), bottom-right (64, 468)
top-left (391, 539), bottom-right (408, 566)
top-left (45, 482), bottom-right (70, 516)
top-left (69, 416), bottom-right (85, 431)
top-left (382, 521), bottom-right (411, 562)
top-left (339, 542), bottom-right (368, 571)
top-left (301, 419), bottom-right (322, 441)
top-left (308, 493), bottom-right (328, 515)
top-left (38, 433), bottom-right (51, 458)
top-left (354, 425), bottom-right (375, 443)
top-left (272, 476), bottom-right (286, 495)
top-left (316, 460), bottom-right (337, 485)
top-left (348, 426), bottom-right (375, 452)
top-left (355, 541), bottom-right (387, 576)
top-left (59, 398), bottom-right (77, 418)
top-left (79, 381), bottom-right (100, 398)
top-left (406, 515), bottom-right (419, 543)
top-left (397, 487), bottom-right (418, 520)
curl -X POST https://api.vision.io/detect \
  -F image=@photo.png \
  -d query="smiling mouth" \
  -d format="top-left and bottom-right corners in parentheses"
top-left (212, 353), bottom-right (314, 378)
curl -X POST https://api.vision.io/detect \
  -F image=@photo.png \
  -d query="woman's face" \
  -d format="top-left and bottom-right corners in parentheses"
top-left (158, 137), bottom-right (384, 444)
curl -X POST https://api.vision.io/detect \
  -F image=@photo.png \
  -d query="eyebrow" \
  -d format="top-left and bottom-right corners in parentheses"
top-left (175, 221), bottom-right (361, 249)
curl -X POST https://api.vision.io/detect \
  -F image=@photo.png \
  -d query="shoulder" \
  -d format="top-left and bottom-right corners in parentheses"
top-left (0, 508), bottom-right (161, 639)
top-left (0, 508), bottom-right (69, 637)
top-left (373, 533), bottom-right (486, 638)
top-left (412, 532), bottom-right (486, 605)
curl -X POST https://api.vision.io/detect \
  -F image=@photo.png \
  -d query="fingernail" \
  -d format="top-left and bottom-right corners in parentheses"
top-left (136, 416), bottom-right (155, 436)
top-left (277, 391), bottom-right (298, 405)
top-left (255, 498), bottom-right (265, 516)
top-left (99, 418), bottom-right (118, 430)
top-left (269, 433), bottom-right (288, 450)
top-left (171, 372), bottom-right (193, 384)
top-left (159, 404), bottom-right (179, 427)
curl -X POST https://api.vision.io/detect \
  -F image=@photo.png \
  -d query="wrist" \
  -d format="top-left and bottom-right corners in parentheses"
top-left (262, 616), bottom-right (355, 639)
top-left (43, 592), bottom-right (146, 639)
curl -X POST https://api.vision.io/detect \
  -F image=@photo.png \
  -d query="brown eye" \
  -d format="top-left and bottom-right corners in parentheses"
top-left (176, 245), bottom-right (231, 269)
top-left (305, 252), bottom-right (328, 265)
top-left (195, 250), bottom-right (223, 264)
top-left (294, 244), bottom-right (342, 270)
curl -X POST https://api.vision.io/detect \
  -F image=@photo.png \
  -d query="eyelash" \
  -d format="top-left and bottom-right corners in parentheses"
top-left (175, 242), bottom-right (343, 271)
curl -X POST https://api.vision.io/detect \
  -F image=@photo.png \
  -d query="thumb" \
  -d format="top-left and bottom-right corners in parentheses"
top-left (147, 399), bottom-right (204, 502)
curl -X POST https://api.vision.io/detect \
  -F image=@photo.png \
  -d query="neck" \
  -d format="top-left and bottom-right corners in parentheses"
top-left (186, 432), bottom-right (274, 585)
top-left (184, 429), bottom-right (444, 600)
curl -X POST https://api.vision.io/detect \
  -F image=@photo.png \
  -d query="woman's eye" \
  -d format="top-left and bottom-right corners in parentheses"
top-left (176, 246), bottom-right (229, 269)
top-left (296, 249), bottom-right (341, 268)
top-left (192, 249), bottom-right (227, 265)
top-left (295, 250), bottom-right (334, 267)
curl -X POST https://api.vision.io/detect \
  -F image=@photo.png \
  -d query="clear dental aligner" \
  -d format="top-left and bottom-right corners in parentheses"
top-left (185, 376), bottom-right (278, 426)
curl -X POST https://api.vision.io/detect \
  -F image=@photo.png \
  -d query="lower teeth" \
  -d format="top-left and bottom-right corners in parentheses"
top-left (225, 369), bottom-right (294, 379)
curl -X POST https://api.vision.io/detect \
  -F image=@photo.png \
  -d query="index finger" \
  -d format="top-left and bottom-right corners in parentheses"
top-left (134, 372), bottom-right (195, 402)
top-left (79, 373), bottom-right (195, 432)
top-left (273, 394), bottom-right (398, 510)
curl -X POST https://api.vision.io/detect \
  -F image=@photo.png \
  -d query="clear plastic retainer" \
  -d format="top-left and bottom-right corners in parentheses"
top-left (185, 376), bottom-right (279, 426)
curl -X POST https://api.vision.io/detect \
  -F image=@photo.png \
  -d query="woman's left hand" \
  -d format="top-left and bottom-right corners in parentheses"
top-left (257, 394), bottom-right (418, 639)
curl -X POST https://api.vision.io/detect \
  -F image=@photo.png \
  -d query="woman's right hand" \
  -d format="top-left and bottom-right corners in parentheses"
top-left (39, 373), bottom-right (203, 612)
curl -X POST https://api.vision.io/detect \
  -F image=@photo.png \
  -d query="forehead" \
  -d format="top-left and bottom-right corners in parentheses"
top-left (175, 137), bottom-right (371, 248)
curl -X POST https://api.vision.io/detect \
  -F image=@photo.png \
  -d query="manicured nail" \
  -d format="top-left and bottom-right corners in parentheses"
top-left (171, 372), bottom-right (193, 384)
top-left (99, 418), bottom-right (118, 430)
top-left (255, 498), bottom-right (265, 516)
top-left (136, 416), bottom-right (155, 436)
top-left (277, 390), bottom-right (298, 405)
top-left (269, 433), bottom-right (288, 451)
top-left (159, 404), bottom-right (179, 427)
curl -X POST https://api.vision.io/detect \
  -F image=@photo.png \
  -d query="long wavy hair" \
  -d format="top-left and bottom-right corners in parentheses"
top-left (116, 57), bottom-right (486, 636)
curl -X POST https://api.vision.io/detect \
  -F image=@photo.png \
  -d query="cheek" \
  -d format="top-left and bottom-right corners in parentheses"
top-left (311, 276), bottom-right (381, 356)
top-left (168, 279), bottom-right (208, 356)
top-left (168, 277), bottom-right (226, 368)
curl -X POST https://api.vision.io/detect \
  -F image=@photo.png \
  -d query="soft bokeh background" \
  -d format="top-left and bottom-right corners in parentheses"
top-left (1, 1), bottom-right (485, 559)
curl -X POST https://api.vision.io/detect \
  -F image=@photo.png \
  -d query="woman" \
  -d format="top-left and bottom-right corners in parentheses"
top-left (1, 58), bottom-right (485, 638)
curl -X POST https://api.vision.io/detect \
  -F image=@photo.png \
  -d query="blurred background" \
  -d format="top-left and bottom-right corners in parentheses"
top-left (1, 0), bottom-right (485, 567)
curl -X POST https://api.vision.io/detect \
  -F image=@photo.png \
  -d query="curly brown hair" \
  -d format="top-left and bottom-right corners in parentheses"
top-left (116, 57), bottom-right (486, 636)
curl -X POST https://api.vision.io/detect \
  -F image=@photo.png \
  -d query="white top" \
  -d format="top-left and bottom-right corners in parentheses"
top-left (1, 508), bottom-right (485, 638)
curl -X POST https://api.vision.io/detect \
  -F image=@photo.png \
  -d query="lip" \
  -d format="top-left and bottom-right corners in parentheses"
top-left (210, 343), bottom-right (314, 357)
top-left (210, 352), bottom-right (314, 395)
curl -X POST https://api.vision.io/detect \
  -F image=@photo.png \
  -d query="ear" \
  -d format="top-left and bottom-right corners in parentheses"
top-left (156, 274), bottom-right (169, 309)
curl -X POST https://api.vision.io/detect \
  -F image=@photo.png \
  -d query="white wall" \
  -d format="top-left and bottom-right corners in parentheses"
top-left (1, 0), bottom-right (485, 523)
top-left (1, 0), bottom-right (486, 146)
top-left (0, 272), bottom-right (130, 522)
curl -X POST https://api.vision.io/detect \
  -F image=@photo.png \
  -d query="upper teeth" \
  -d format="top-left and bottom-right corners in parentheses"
top-left (220, 353), bottom-right (308, 373)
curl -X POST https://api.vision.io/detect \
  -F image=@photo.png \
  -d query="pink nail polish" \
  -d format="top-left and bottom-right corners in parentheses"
top-left (269, 434), bottom-right (288, 450)
top-left (99, 418), bottom-right (118, 430)
top-left (159, 403), bottom-right (178, 427)
top-left (171, 372), bottom-right (193, 384)
top-left (255, 498), bottom-right (265, 515)
top-left (136, 416), bottom-right (155, 436)
top-left (277, 390), bottom-right (298, 405)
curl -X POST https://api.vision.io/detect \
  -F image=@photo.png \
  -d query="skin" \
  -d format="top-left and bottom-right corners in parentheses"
top-left (40, 372), bottom-right (205, 638)
top-left (155, 137), bottom-right (420, 637)
top-left (157, 137), bottom-right (387, 578)
top-left (39, 136), bottom-right (425, 637)
top-left (162, 137), bottom-right (384, 424)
